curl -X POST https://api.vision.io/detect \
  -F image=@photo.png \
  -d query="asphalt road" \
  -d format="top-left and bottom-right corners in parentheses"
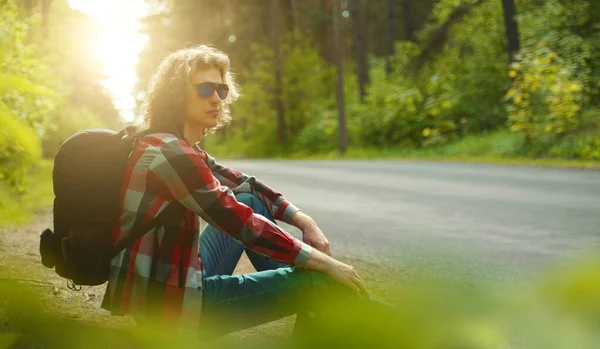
top-left (222, 160), bottom-right (600, 282)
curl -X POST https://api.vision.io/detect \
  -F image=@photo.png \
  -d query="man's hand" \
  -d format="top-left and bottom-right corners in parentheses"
top-left (292, 211), bottom-right (331, 256)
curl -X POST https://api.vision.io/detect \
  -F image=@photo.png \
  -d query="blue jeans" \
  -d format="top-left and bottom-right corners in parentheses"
top-left (199, 193), bottom-right (389, 336)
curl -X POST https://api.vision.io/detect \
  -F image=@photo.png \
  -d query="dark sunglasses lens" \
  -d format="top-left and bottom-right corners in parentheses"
top-left (216, 85), bottom-right (229, 100)
top-left (197, 83), bottom-right (215, 98)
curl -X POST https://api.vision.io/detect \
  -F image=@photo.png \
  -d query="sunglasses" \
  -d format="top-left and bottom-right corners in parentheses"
top-left (192, 82), bottom-right (229, 100)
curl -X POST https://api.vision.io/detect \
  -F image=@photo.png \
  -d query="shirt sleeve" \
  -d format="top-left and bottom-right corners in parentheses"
top-left (197, 147), bottom-right (300, 225)
top-left (148, 139), bottom-right (312, 266)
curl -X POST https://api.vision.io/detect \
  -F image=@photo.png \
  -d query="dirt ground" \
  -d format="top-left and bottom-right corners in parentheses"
top-left (0, 210), bottom-right (298, 340)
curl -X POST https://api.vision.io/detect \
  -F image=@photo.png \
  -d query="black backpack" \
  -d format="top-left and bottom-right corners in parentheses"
top-left (39, 127), bottom-right (181, 288)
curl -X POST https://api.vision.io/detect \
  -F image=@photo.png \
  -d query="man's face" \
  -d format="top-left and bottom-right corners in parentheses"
top-left (184, 68), bottom-right (224, 130)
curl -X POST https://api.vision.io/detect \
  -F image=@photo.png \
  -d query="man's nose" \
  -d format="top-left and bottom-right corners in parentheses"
top-left (208, 91), bottom-right (220, 104)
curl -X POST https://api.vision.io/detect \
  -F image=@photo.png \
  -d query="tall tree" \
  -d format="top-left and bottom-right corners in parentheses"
top-left (384, 0), bottom-right (396, 76)
top-left (42, 0), bottom-right (50, 38)
top-left (332, 0), bottom-right (347, 154)
top-left (350, 0), bottom-right (368, 101)
top-left (290, 0), bottom-right (301, 38)
top-left (501, 0), bottom-right (520, 62)
top-left (400, 0), bottom-right (415, 42)
top-left (20, 0), bottom-right (51, 38)
top-left (272, 0), bottom-right (286, 144)
top-left (409, 0), bottom-right (484, 72)
top-left (319, 0), bottom-right (335, 63)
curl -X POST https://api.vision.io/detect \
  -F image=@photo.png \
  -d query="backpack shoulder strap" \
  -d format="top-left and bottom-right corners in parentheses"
top-left (112, 202), bottom-right (185, 256)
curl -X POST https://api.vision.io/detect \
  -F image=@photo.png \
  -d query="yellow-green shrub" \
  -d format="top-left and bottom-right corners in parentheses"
top-left (550, 136), bottom-right (600, 161)
top-left (0, 106), bottom-right (41, 193)
top-left (350, 63), bottom-right (426, 148)
top-left (506, 44), bottom-right (583, 144)
top-left (421, 71), bottom-right (459, 146)
top-left (0, 0), bottom-right (55, 193)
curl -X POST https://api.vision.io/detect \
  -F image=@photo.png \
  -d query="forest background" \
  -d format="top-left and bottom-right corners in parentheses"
top-left (2, 0), bottom-right (599, 224)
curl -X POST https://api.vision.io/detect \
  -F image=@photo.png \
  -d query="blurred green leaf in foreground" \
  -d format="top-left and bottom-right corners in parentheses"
top-left (1, 254), bottom-right (599, 349)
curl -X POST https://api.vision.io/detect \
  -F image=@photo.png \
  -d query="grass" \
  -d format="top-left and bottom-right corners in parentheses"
top-left (290, 149), bottom-right (600, 170)
top-left (209, 131), bottom-right (600, 170)
top-left (0, 159), bottom-right (54, 228)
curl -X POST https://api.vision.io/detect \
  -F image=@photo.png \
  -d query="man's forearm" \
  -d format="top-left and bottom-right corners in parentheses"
top-left (291, 211), bottom-right (317, 230)
top-left (292, 210), bottom-right (331, 255)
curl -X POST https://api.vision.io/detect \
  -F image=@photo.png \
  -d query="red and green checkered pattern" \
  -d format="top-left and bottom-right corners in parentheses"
top-left (101, 133), bottom-right (312, 327)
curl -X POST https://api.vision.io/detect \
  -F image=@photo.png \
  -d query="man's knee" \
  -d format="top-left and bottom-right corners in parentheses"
top-left (235, 192), bottom-right (272, 219)
top-left (235, 193), bottom-right (262, 209)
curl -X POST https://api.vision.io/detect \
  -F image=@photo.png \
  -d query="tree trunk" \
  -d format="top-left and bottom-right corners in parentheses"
top-left (409, 0), bottom-right (484, 72)
top-left (319, 0), bottom-right (335, 63)
top-left (20, 0), bottom-right (51, 39)
top-left (42, 0), bottom-right (50, 39)
top-left (290, 0), bottom-right (300, 39)
top-left (501, 0), bottom-right (520, 62)
top-left (22, 0), bottom-right (36, 11)
top-left (332, 0), bottom-right (347, 154)
top-left (400, 0), bottom-right (415, 42)
top-left (384, 0), bottom-right (396, 76)
top-left (271, 0), bottom-right (286, 144)
top-left (350, 0), bottom-right (369, 101)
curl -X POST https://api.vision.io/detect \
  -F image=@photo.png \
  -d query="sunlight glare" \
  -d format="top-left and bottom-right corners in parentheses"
top-left (67, 0), bottom-right (149, 122)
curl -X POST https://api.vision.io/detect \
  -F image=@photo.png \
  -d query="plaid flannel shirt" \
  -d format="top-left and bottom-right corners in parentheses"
top-left (101, 133), bottom-right (313, 327)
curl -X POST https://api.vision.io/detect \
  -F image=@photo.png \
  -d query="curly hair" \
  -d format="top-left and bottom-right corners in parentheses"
top-left (143, 45), bottom-right (240, 137)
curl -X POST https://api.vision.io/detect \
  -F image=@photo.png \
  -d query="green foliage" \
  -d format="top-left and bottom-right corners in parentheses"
top-left (425, 0), bottom-right (509, 134)
top-left (144, 0), bottom-right (600, 162)
top-left (349, 0), bottom-right (509, 150)
top-left (550, 136), bottom-right (600, 161)
top-left (518, 0), bottom-right (600, 105)
top-left (346, 0), bottom-right (600, 159)
top-left (0, 160), bottom-right (53, 227)
top-left (506, 45), bottom-right (583, 145)
top-left (0, 1), bottom-right (56, 133)
top-left (0, 0), bottom-right (115, 196)
top-left (295, 107), bottom-right (339, 153)
top-left (0, 106), bottom-right (40, 193)
top-left (422, 130), bottom-right (524, 158)
top-left (217, 44), bottom-right (279, 157)
top-left (501, 0), bottom-right (600, 159)
top-left (3, 255), bottom-right (600, 348)
top-left (281, 38), bottom-right (336, 139)
top-left (350, 56), bottom-right (426, 148)
top-left (417, 0), bottom-right (483, 42)
top-left (0, 0), bottom-right (53, 193)
top-left (210, 38), bottom-right (336, 156)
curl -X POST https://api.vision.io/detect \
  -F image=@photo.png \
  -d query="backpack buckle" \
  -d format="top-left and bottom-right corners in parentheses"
top-left (118, 125), bottom-right (139, 140)
top-left (67, 279), bottom-right (82, 291)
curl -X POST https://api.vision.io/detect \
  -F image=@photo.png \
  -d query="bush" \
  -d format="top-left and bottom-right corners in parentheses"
top-left (506, 44), bottom-right (583, 145)
top-left (550, 136), bottom-right (600, 161)
top-left (349, 0), bottom-right (510, 150)
top-left (349, 57), bottom-right (424, 147)
top-left (420, 0), bottom-right (509, 136)
top-left (0, 107), bottom-right (41, 193)
top-left (518, 0), bottom-right (600, 106)
top-left (0, 0), bottom-right (55, 193)
top-left (434, 131), bottom-right (523, 158)
top-left (294, 106), bottom-right (339, 153)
